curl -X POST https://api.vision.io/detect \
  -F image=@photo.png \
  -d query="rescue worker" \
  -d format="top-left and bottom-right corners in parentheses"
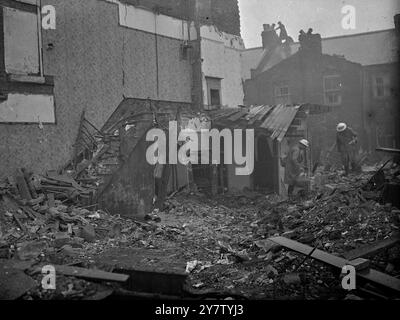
top-left (283, 139), bottom-right (310, 197)
top-left (336, 122), bottom-right (358, 175)
top-left (275, 21), bottom-right (289, 43)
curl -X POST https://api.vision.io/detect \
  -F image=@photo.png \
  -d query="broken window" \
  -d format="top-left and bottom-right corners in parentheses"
top-left (274, 83), bottom-right (291, 104)
top-left (323, 75), bottom-right (342, 106)
top-left (206, 77), bottom-right (222, 108)
top-left (2, 3), bottom-right (42, 75)
top-left (372, 74), bottom-right (390, 98)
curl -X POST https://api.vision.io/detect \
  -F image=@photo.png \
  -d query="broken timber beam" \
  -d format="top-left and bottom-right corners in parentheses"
top-left (33, 265), bottom-right (129, 283)
top-left (343, 236), bottom-right (400, 260)
top-left (269, 236), bottom-right (400, 294)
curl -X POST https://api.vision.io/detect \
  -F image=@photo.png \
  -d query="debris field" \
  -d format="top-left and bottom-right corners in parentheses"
top-left (0, 161), bottom-right (399, 300)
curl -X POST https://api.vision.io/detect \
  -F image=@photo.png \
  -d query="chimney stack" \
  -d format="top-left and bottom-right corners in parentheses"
top-left (261, 23), bottom-right (280, 50)
top-left (299, 28), bottom-right (322, 56)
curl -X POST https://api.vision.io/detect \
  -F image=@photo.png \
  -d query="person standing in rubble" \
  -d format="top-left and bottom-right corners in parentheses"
top-left (282, 139), bottom-right (310, 197)
top-left (336, 122), bottom-right (358, 175)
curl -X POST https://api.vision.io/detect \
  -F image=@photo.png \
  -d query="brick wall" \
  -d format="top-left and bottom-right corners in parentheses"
top-left (0, 0), bottom-right (193, 178)
top-left (244, 51), bottom-right (364, 165)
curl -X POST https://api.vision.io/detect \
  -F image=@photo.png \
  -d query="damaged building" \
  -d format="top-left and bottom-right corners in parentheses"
top-left (0, 0), bottom-right (400, 302)
top-left (0, 0), bottom-right (246, 216)
top-left (242, 17), bottom-right (400, 164)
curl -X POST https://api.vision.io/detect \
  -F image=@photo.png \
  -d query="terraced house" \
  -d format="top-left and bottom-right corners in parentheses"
top-left (0, 0), bottom-right (247, 214)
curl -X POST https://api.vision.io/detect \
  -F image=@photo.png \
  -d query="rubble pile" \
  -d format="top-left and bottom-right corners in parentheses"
top-left (0, 161), bottom-right (399, 300)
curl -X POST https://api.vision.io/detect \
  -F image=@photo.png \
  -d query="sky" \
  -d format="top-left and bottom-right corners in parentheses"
top-left (238, 0), bottom-right (400, 48)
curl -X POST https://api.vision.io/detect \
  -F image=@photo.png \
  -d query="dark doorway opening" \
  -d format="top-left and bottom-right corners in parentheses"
top-left (254, 135), bottom-right (274, 192)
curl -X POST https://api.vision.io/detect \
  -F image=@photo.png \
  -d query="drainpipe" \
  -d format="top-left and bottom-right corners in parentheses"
top-left (360, 68), bottom-right (369, 152)
top-left (190, 0), bottom-right (204, 112)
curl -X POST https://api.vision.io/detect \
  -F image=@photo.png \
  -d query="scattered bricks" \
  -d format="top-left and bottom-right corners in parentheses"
top-left (392, 209), bottom-right (400, 216)
top-left (27, 194), bottom-right (45, 206)
top-left (47, 193), bottom-right (55, 208)
top-left (80, 224), bottom-right (96, 242)
top-left (328, 230), bottom-right (341, 240)
top-left (53, 232), bottom-right (71, 248)
top-left (298, 234), bottom-right (315, 244)
top-left (385, 263), bottom-right (395, 273)
top-left (283, 273), bottom-right (301, 285)
top-left (109, 223), bottom-right (122, 238)
top-left (0, 247), bottom-right (10, 259)
top-left (349, 258), bottom-right (370, 271)
top-left (0, 267), bottom-right (36, 299)
top-left (254, 239), bottom-right (282, 253)
top-left (17, 240), bottom-right (47, 261)
top-left (282, 230), bottom-right (297, 239)
top-left (69, 237), bottom-right (84, 248)
top-left (55, 205), bottom-right (68, 212)
top-left (59, 245), bottom-right (78, 257)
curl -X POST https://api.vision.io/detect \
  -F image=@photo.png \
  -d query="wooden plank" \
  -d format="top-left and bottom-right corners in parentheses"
top-left (34, 265), bottom-right (129, 283)
top-left (269, 236), bottom-right (400, 293)
top-left (343, 236), bottom-right (400, 260)
top-left (376, 147), bottom-right (400, 154)
top-left (15, 169), bottom-right (32, 200)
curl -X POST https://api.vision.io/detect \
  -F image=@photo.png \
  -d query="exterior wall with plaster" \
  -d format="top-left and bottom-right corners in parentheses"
top-left (0, 0), bottom-right (193, 178)
top-left (201, 25), bottom-right (245, 109)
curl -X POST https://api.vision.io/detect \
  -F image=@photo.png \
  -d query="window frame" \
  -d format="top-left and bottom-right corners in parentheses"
top-left (323, 74), bottom-right (342, 106)
top-left (0, 0), bottom-right (55, 125)
top-left (205, 76), bottom-right (222, 108)
top-left (372, 74), bottom-right (390, 99)
top-left (0, 0), bottom-right (44, 78)
top-left (273, 82), bottom-right (291, 105)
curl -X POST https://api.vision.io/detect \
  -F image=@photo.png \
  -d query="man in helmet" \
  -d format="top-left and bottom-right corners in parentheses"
top-left (336, 122), bottom-right (358, 175)
top-left (283, 139), bottom-right (310, 197)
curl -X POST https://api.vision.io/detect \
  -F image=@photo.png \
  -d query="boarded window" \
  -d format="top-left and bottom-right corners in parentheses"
top-left (323, 75), bottom-right (342, 106)
top-left (3, 7), bottom-right (40, 75)
top-left (0, 93), bottom-right (55, 123)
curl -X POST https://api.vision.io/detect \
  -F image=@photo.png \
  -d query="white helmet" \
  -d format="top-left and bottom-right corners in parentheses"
top-left (299, 139), bottom-right (310, 148)
top-left (337, 122), bottom-right (347, 132)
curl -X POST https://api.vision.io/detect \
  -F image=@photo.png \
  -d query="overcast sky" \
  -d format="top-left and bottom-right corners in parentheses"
top-left (238, 0), bottom-right (400, 48)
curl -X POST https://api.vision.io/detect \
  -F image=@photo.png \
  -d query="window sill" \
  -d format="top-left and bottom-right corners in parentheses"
top-left (8, 74), bottom-right (46, 84)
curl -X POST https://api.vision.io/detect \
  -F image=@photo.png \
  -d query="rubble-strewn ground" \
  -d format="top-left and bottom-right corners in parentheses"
top-left (1, 162), bottom-right (399, 300)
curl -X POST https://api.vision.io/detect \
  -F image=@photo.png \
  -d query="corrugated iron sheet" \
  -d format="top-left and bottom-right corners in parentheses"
top-left (261, 105), bottom-right (300, 142)
top-left (210, 104), bottom-right (301, 142)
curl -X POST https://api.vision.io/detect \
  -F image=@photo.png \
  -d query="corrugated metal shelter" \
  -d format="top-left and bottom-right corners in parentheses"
top-left (209, 103), bottom-right (331, 140)
top-left (206, 103), bottom-right (332, 195)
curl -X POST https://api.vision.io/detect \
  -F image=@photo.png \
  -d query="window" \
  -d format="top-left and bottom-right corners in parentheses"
top-left (0, 1), bottom-right (54, 124)
top-left (210, 89), bottom-right (220, 106)
top-left (206, 77), bottom-right (222, 108)
top-left (373, 74), bottom-right (390, 98)
top-left (274, 83), bottom-right (291, 104)
top-left (1, 1), bottom-right (43, 76)
top-left (323, 75), bottom-right (342, 106)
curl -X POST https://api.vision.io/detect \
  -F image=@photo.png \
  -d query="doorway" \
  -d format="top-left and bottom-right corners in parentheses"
top-left (254, 135), bottom-right (274, 192)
